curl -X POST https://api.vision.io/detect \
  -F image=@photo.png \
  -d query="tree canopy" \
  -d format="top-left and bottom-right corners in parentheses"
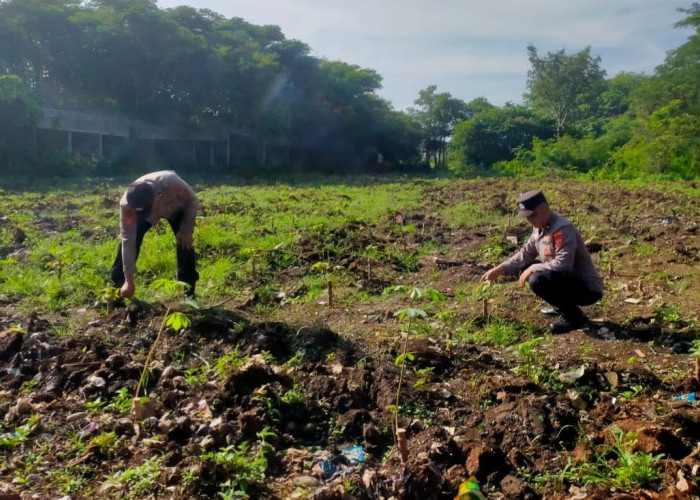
top-left (0, 0), bottom-right (421, 171)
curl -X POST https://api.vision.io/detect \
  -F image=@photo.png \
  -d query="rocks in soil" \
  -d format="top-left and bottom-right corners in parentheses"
top-left (0, 329), bottom-right (23, 362)
top-left (500, 474), bottom-right (536, 499)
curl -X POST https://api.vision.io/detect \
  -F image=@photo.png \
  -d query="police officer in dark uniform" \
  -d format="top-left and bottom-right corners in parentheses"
top-left (481, 190), bottom-right (603, 333)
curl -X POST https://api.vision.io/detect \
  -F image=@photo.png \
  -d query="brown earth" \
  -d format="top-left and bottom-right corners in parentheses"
top-left (1, 178), bottom-right (700, 499)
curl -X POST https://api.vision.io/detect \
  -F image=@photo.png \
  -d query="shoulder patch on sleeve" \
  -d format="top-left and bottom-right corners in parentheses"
top-left (553, 231), bottom-right (564, 249)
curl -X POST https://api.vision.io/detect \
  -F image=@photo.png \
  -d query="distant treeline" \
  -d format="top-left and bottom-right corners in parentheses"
top-left (0, 0), bottom-right (699, 179)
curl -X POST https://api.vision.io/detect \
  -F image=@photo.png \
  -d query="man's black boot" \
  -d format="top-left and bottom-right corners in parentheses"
top-left (549, 308), bottom-right (587, 334)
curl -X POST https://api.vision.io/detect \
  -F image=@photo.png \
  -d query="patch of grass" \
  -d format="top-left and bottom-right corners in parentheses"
top-left (215, 348), bottom-right (247, 382)
top-left (632, 244), bottom-right (655, 257)
top-left (0, 414), bottom-right (39, 451)
top-left (107, 455), bottom-right (164, 499)
top-left (201, 427), bottom-right (275, 499)
top-left (530, 428), bottom-right (663, 490)
top-left (460, 317), bottom-right (529, 346)
top-left (47, 465), bottom-right (93, 496)
top-left (105, 387), bottom-right (132, 415)
top-left (653, 304), bottom-right (685, 328)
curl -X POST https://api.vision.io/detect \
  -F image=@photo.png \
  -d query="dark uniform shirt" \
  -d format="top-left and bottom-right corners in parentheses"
top-left (500, 212), bottom-right (603, 294)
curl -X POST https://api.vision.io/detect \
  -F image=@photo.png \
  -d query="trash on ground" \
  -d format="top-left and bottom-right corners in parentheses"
top-left (341, 445), bottom-right (365, 464)
top-left (674, 392), bottom-right (697, 402)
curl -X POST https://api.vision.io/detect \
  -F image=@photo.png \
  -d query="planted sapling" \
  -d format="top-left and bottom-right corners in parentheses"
top-left (471, 281), bottom-right (502, 318)
top-left (385, 285), bottom-right (445, 462)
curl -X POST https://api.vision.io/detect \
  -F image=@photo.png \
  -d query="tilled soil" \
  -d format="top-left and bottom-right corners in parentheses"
top-left (1, 178), bottom-right (700, 499)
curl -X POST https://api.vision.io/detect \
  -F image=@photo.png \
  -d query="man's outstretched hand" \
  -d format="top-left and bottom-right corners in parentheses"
top-left (480, 265), bottom-right (505, 283)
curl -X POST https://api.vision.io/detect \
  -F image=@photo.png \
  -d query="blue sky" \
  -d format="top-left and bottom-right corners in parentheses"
top-left (157, 0), bottom-right (694, 110)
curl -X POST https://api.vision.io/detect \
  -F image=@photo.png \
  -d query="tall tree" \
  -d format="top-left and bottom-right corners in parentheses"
top-left (526, 45), bottom-right (606, 137)
top-left (410, 85), bottom-right (468, 169)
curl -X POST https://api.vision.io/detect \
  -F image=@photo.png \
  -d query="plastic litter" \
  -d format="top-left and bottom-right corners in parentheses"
top-left (674, 392), bottom-right (697, 402)
top-left (312, 458), bottom-right (336, 479)
top-left (455, 476), bottom-right (486, 500)
top-left (341, 445), bottom-right (365, 464)
top-left (311, 448), bottom-right (362, 481)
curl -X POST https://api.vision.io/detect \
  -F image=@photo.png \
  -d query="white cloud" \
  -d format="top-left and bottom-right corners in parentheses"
top-left (157, 0), bottom-right (693, 108)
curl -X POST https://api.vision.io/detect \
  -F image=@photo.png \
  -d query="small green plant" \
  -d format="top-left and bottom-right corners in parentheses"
top-left (184, 366), bottom-right (209, 387)
top-left (283, 349), bottom-right (306, 368)
top-left (385, 285), bottom-right (445, 461)
top-left (472, 239), bottom-right (514, 264)
top-left (67, 429), bottom-right (86, 453)
top-left (108, 455), bottom-right (164, 498)
top-left (470, 281), bottom-right (504, 318)
top-left (565, 428), bottom-right (663, 489)
top-left (182, 469), bottom-right (199, 486)
top-left (259, 350), bottom-right (275, 364)
top-left (19, 377), bottom-right (39, 395)
top-left (413, 366), bottom-right (435, 388)
top-left (360, 244), bottom-right (382, 280)
top-left (0, 414), bottom-right (39, 451)
top-left (101, 286), bottom-right (121, 312)
top-left (653, 305), bottom-right (683, 328)
top-left (166, 311), bottom-right (191, 331)
top-left (134, 281), bottom-right (192, 400)
top-left (105, 387), bottom-right (133, 415)
top-left (84, 398), bottom-right (107, 413)
top-left (310, 261), bottom-right (343, 307)
top-left (87, 431), bottom-right (119, 456)
top-left (47, 465), bottom-right (91, 496)
top-left (511, 337), bottom-right (561, 387)
top-left (280, 385), bottom-right (305, 405)
top-left (609, 428), bottom-right (663, 488)
top-left (201, 427), bottom-right (276, 499)
top-left (463, 317), bottom-right (523, 346)
top-left (252, 388), bottom-right (281, 424)
top-left (618, 384), bottom-right (644, 400)
top-left (215, 348), bottom-right (247, 382)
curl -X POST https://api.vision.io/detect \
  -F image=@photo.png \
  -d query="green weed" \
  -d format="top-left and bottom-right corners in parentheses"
top-left (107, 455), bottom-right (164, 498)
top-left (215, 348), bottom-right (247, 382)
top-left (201, 427), bottom-right (276, 499)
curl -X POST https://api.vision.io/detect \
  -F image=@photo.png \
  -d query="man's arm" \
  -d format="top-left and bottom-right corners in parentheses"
top-left (174, 180), bottom-right (198, 249)
top-left (120, 203), bottom-right (138, 298)
top-left (480, 235), bottom-right (538, 282)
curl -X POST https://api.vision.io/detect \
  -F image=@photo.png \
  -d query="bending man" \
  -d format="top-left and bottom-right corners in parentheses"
top-left (111, 170), bottom-right (199, 299)
top-left (481, 190), bottom-right (603, 334)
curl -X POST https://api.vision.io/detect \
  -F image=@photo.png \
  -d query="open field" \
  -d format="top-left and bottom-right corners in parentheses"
top-left (1, 176), bottom-right (699, 499)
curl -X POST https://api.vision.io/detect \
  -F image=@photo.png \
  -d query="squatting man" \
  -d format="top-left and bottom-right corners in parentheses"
top-left (111, 170), bottom-right (199, 299)
top-left (480, 190), bottom-right (603, 334)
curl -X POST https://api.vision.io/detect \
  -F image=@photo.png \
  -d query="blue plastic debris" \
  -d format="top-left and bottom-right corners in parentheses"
top-left (341, 445), bottom-right (365, 464)
top-left (674, 392), bottom-right (697, 402)
top-left (318, 458), bottom-right (336, 479)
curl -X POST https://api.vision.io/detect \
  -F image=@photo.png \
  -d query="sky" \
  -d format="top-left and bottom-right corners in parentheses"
top-left (156, 0), bottom-right (694, 111)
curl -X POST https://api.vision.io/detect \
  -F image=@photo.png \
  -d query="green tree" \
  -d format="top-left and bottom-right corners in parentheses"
top-left (410, 85), bottom-right (469, 169)
top-left (0, 75), bottom-right (41, 166)
top-left (449, 103), bottom-right (551, 171)
top-left (526, 45), bottom-right (606, 137)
